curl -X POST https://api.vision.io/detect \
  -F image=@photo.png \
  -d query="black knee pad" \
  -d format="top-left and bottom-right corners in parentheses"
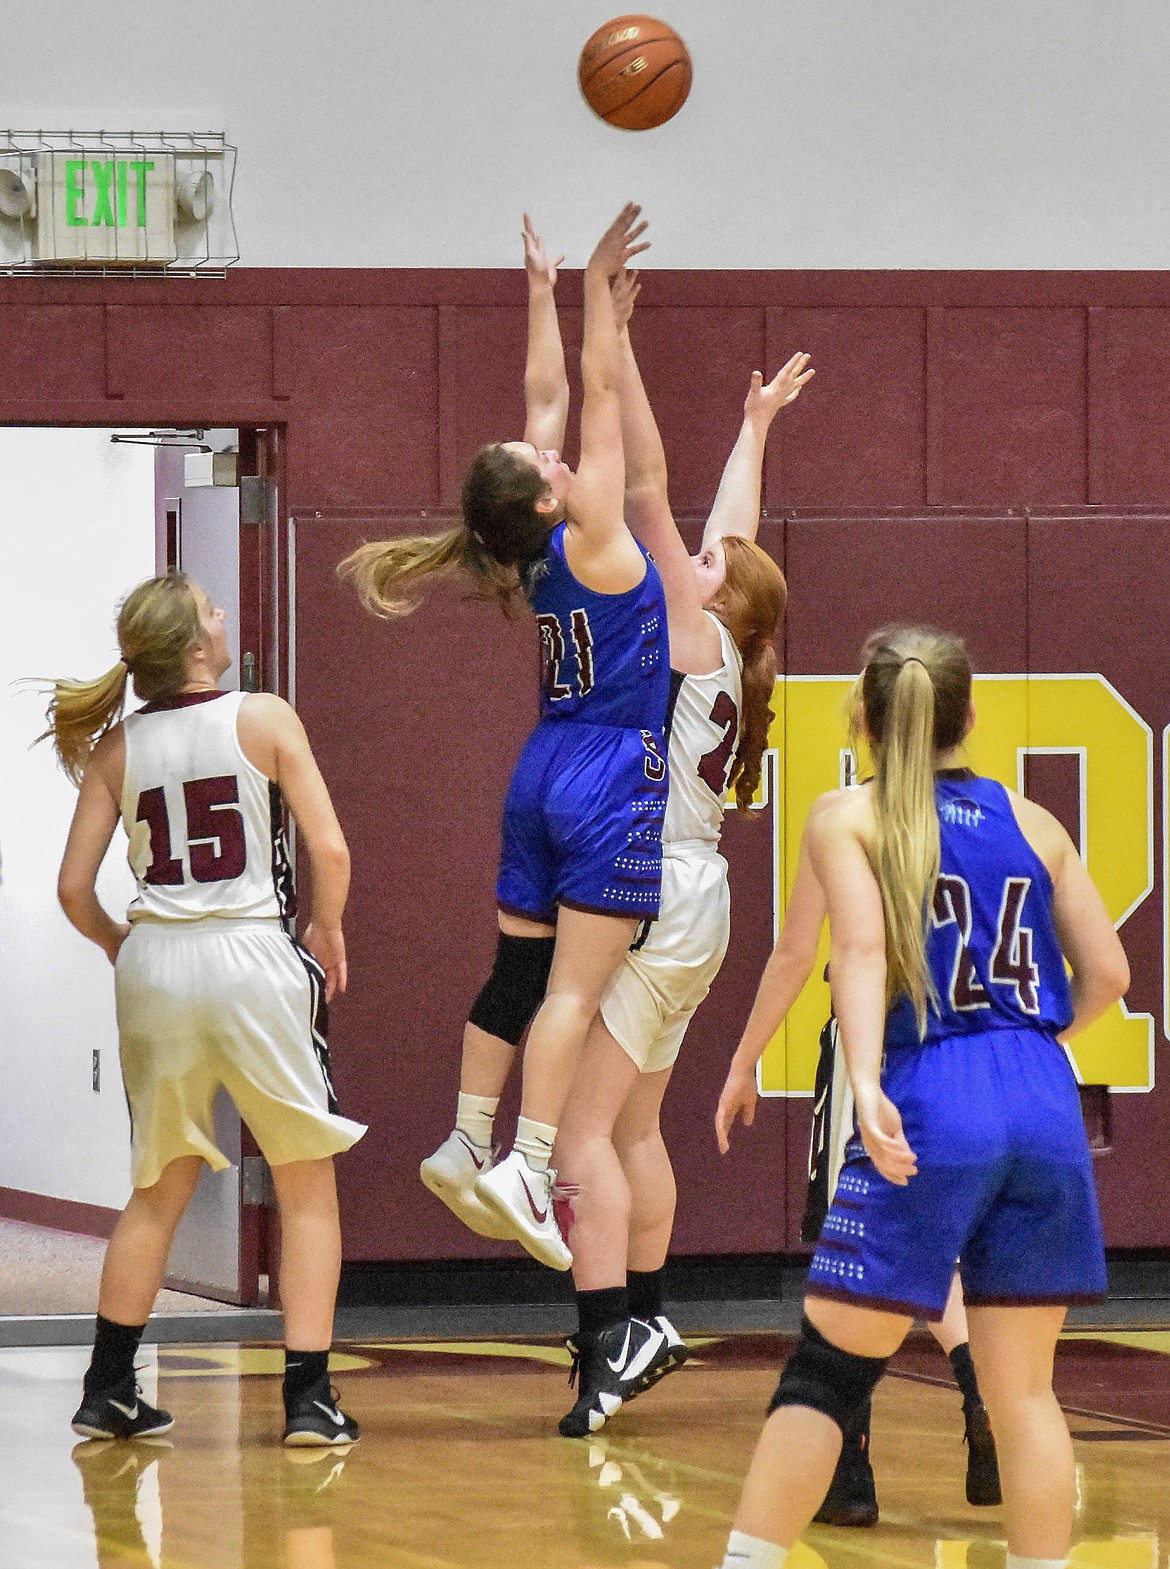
top-left (767, 1316), bottom-right (888, 1434)
top-left (467, 933), bottom-right (556, 1046)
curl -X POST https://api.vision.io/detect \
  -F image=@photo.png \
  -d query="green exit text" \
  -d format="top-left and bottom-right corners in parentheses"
top-left (65, 160), bottom-right (155, 227)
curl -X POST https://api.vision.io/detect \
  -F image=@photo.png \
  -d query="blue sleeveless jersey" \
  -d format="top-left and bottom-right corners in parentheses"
top-left (527, 523), bottom-right (670, 732)
top-left (885, 773), bottom-right (1074, 1049)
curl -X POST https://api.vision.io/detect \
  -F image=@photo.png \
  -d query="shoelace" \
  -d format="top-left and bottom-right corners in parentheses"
top-left (550, 1175), bottom-right (581, 1241)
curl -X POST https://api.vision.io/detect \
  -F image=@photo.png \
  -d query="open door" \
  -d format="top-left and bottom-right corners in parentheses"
top-left (161, 425), bottom-right (284, 1305)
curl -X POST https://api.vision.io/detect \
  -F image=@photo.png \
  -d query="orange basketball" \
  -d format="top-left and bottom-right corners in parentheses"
top-left (578, 15), bottom-right (692, 131)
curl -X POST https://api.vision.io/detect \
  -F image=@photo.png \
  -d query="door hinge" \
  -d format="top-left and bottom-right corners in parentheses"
top-left (239, 474), bottom-right (269, 526)
top-left (241, 1155), bottom-right (273, 1206)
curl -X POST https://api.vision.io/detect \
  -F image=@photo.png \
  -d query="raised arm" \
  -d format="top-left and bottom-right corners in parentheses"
top-left (521, 214), bottom-right (569, 453)
top-left (715, 808), bottom-right (828, 1151)
top-left (700, 353), bottom-right (814, 551)
top-left (563, 204), bottom-right (650, 586)
top-left (613, 271), bottom-right (721, 671)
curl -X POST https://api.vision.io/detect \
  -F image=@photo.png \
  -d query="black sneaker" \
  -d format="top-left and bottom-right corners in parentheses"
top-left (283, 1380), bottom-right (360, 1447)
top-left (626, 1313), bottom-right (689, 1398)
top-left (963, 1401), bottom-right (1002, 1506)
top-left (814, 1422), bottom-right (879, 1527)
top-left (558, 1317), bottom-right (668, 1438)
top-left (72, 1381), bottom-right (174, 1441)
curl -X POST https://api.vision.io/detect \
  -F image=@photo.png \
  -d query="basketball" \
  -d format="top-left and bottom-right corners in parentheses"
top-left (578, 15), bottom-right (692, 131)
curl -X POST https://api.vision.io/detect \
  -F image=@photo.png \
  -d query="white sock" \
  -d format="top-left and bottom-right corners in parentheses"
top-left (1006, 1557), bottom-right (1068, 1569)
top-left (721, 1530), bottom-right (788, 1569)
top-left (455, 1092), bottom-right (498, 1147)
top-left (513, 1116), bottom-right (557, 1171)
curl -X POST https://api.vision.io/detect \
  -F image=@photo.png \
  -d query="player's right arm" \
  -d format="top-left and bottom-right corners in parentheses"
top-left (809, 792), bottom-right (919, 1187)
top-left (238, 694), bottom-right (351, 1000)
top-left (57, 729), bottom-right (129, 964)
top-left (716, 801), bottom-right (828, 1152)
top-left (1008, 791), bottom-right (1130, 1038)
top-left (521, 214), bottom-right (569, 454)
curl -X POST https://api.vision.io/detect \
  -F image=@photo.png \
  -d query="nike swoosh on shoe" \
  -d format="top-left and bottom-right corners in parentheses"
top-left (519, 1174), bottom-right (548, 1225)
top-left (312, 1401), bottom-right (347, 1427)
top-left (606, 1325), bottom-right (633, 1374)
top-left (457, 1135), bottom-right (486, 1170)
top-left (108, 1399), bottom-right (139, 1420)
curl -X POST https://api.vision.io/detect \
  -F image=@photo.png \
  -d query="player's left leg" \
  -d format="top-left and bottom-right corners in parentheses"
top-left (271, 1156), bottom-right (358, 1447)
top-left (73, 1155), bottom-right (204, 1440)
top-left (476, 907), bottom-right (639, 1269)
top-left (928, 1270), bottom-right (1001, 1505)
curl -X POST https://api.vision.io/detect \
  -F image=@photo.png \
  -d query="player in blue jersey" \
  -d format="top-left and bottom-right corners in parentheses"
top-left (715, 624), bottom-right (1129, 1569)
top-left (552, 279), bottom-right (808, 1438)
top-left (342, 206), bottom-right (670, 1271)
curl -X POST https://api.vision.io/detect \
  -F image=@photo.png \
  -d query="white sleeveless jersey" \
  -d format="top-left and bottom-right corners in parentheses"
top-left (120, 690), bottom-right (295, 924)
top-left (662, 615), bottom-right (744, 846)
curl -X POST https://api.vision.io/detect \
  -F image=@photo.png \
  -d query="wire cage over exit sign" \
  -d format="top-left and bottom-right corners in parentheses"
top-left (0, 131), bottom-right (239, 276)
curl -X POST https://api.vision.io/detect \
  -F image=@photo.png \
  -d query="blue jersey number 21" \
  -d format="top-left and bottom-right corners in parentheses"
top-left (537, 609), bottom-right (595, 701)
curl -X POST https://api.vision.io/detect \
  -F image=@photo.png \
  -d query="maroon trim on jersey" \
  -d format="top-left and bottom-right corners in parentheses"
top-left (138, 689), bottom-right (232, 715)
top-left (963, 1289), bottom-right (1108, 1308)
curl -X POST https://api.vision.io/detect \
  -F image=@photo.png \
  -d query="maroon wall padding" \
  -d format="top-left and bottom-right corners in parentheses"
top-left (3, 269), bottom-right (1168, 1261)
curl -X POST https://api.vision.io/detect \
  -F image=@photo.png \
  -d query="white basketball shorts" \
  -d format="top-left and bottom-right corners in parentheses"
top-left (115, 917), bottom-right (366, 1190)
top-left (599, 845), bottom-right (731, 1074)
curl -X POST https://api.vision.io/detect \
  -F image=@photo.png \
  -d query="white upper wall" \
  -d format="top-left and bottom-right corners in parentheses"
top-left (6, 1), bottom-right (1168, 269)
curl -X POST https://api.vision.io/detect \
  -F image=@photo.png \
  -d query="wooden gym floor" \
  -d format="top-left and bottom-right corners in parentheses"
top-left (3, 1328), bottom-right (1167, 1569)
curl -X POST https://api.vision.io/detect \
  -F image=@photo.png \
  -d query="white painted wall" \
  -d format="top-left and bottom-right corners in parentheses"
top-left (4, 1), bottom-right (1168, 269)
top-left (0, 430), bottom-right (155, 1209)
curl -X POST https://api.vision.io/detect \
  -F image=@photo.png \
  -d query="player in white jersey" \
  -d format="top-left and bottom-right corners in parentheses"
top-left (42, 571), bottom-right (365, 1447)
top-left (551, 279), bottom-right (813, 1437)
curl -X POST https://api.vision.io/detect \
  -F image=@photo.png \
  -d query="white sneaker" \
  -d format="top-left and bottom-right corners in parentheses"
top-left (419, 1130), bottom-right (515, 1241)
top-left (474, 1149), bottom-right (572, 1270)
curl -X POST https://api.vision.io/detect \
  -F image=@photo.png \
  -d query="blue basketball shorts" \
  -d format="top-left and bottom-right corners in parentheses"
top-left (808, 1026), bottom-right (1106, 1320)
top-left (496, 720), bottom-right (668, 923)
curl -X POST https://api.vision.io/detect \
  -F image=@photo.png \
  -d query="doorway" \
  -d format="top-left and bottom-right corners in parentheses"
top-left (0, 422), bottom-right (284, 1324)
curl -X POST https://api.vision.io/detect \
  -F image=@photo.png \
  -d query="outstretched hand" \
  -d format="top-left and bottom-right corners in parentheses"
top-left (588, 202), bottom-right (651, 279)
top-left (715, 1061), bottom-right (758, 1154)
top-left (611, 268), bottom-right (640, 332)
top-left (522, 213), bottom-right (564, 288)
top-left (745, 352), bottom-right (815, 425)
top-left (854, 1086), bottom-right (918, 1186)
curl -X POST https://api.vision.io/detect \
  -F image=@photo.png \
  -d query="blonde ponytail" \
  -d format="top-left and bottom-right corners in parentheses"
top-left (872, 660), bottom-right (940, 1033)
top-left (40, 662), bottom-right (131, 785)
top-left (339, 528), bottom-right (470, 619)
top-left (35, 571), bottom-right (204, 784)
top-left (856, 626), bottom-right (973, 1036)
top-left (339, 524), bottom-right (537, 620)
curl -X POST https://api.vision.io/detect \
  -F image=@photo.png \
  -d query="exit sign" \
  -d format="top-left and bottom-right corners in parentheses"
top-left (37, 150), bottom-right (176, 263)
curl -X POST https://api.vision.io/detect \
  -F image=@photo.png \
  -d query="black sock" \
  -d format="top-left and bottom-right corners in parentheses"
top-left (627, 1268), bottom-right (664, 1323)
top-left (949, 1342), bottom-right (982, 1407)
top-left (284, 1349), bottom-right (330, 1403)
top-left (85, 1314), bottom-right (146, 1394)
top-left (576, 1286), bottom-right (629, 1338)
